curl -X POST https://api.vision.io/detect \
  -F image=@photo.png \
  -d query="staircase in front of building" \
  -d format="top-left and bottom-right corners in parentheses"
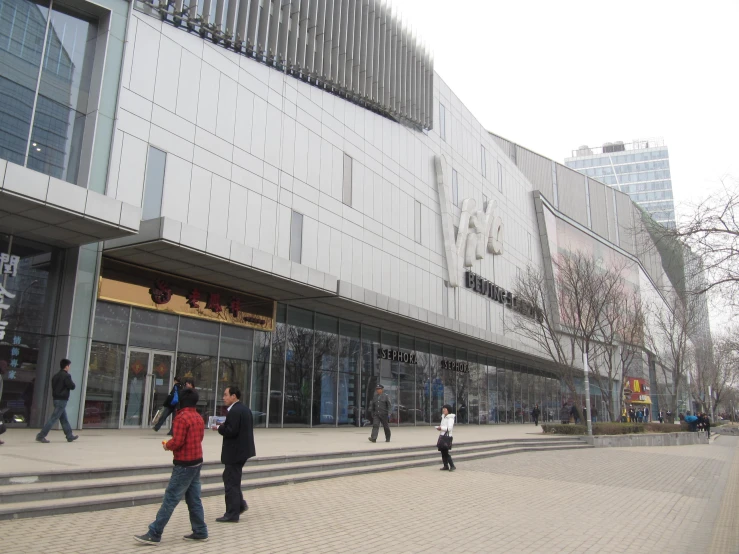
top-left (0, 436), bottom-right (590, 520)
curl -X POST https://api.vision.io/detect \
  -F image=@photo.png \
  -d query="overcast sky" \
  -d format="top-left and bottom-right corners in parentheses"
top-left (395, 0), bottom-right (738, 218)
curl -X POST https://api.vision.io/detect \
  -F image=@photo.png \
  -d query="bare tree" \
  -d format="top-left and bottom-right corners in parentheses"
top-left (656, 176), bottom-right (739, 307)
top-left (690, 331), bottom-right (739, 417)
top-left (644, 290), bottom-right (702, 418)
top-left (510, 250), bottom-right (627, 425)
top-left (588, 289), bottom-right (645, 422)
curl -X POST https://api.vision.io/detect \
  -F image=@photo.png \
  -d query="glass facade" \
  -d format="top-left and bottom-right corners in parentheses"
top-left (565, 147), bottom-right (676, 228)
top-left (0, 234), bottom-right (63, 427)
top-left (0, 0), bottom-right (98, 185)
top-left (85, 293), bottom-right (588, 428)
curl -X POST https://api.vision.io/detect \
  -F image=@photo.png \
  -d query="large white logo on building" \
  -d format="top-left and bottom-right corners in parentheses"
top-left (434, 155), bottom-right (504, 287)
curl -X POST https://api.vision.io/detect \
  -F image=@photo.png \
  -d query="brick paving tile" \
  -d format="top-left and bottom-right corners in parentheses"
top-left (1, 438), bottom-right (738, 553)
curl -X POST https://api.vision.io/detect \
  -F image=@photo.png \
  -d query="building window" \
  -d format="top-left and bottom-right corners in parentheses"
top-left (481, 145), bottom-right (487, 177)
top-left (290, 211), bottom-right (303, 263)
top-left (0, 0), bottom-right (99, 186)
top-left (482, 193), bottom-right (488, 212)
top-left (452, 169), bottom-right (459, 206)
top-left (342, 153), bottom-right (352, 206)
top-left (414, 200), bottom-right (422, 243)
top-left (497, 162), bottom-right (503, 193)
top-left (439, 102), bottom-right (446, 141)
top-left (142, 147), bottom-right (167, 220)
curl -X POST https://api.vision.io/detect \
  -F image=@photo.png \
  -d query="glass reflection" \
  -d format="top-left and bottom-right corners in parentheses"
top-left (251, 330), bottom-right (270, 427)
top-left (0, 0), bottom-right (49, 166)
top-left (313, 315), bottom-right (338, 426)
top-left (338, 321), bottom-right (360, 426)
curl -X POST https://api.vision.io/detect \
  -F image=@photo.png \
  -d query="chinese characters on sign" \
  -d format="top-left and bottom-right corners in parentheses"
top-left (97, 260), bottom-right (276, 331)
top-left (0, 284), bottom-right (16, 340)
top-left (0, 253), bottom-right (19, 277)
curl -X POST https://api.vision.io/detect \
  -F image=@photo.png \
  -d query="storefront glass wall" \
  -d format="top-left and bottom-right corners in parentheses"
top-left (0, 234), bottom-right (63, 428)
top-left (86, 299), bottom-right (564, 429)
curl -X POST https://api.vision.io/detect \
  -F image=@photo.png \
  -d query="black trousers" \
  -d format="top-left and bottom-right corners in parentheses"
top-left (440, 448), bottom-right (454, 468)
top-left (370, 414), bottom-right (391, 441)
top-left (533, 416), bottom-right (539, 426)
top-left (223, 461), bottom-right (247, 519)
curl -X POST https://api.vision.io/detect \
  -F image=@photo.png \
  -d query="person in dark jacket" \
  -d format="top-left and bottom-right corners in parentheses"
top-left (531, 404), bottom-right (541, 426)
top-left (213, 385), bottom-right (256, 523)
top-left (134, 389), bottom-right (208, 545)
top-left (368, 384), bottom-right (392, 443)
top-left (36, 359), bottom-right (78, 443)
top-left (154, 376), bottom-right (182, 434)
top-left (560, 403), bottom-right (570, 424)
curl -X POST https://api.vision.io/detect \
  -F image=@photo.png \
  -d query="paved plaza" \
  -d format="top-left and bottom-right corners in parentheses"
top-left (1, 431), bottom-right (737, 553)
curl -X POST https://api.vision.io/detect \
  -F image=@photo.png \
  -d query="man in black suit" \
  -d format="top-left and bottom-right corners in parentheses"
top-left (213, 385), bottom-right (256, 523)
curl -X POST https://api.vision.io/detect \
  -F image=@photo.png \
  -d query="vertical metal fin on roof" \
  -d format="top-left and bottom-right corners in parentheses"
top-left (145, 0), bottom-right (433, 129)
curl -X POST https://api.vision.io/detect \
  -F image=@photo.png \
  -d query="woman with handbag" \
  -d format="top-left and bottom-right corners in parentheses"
top-left (435, 404), bottom-right (456, 471)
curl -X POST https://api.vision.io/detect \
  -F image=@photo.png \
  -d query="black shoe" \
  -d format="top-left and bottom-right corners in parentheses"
top-left (368, 438), bottom-right (376, 443)
top-left (240, 502), bottom-right (248, 514)
top-left (36, 436), bottom-right (50, 443)
top-left (67, 435), bottom-right (79, 442)
top-left (216, 516), bottom-right (239, 523)
top-left (449, 465), bottom-right (456, 472)
top-left (134, 533), bottom-right (160, 545)
top-left (183, 534), bottom-right (208, 541)
top-left (440, 467), bottom-right (449, 471)
top-left (385, 439), bottom-right (390, 442)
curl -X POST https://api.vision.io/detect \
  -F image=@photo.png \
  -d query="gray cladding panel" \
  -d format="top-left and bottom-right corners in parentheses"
top-left (516, 146), bottom-right (553, 202)
top-left (615, 191), bottom-right (635, 254)
top-left (588, 179), bottom-right (609, 239)
top-left (556, 165), bottom-right (589, 228)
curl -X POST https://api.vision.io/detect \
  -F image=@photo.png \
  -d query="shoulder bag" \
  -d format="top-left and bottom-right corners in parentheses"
top-left (436, 429), bottom-right (453, 451)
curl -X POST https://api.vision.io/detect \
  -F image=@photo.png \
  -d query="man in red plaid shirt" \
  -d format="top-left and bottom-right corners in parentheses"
top-left (134, 388), bottom-right (208, 545)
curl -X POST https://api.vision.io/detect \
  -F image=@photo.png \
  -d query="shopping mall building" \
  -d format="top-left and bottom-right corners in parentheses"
top-left (0, 0), bottom-right (689, 430)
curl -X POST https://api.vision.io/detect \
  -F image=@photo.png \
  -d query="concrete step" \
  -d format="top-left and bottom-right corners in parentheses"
top-left (0, 439), bottom-right (590, 520)
top-left (0, 436), bottom-right (582, 485)
top-left (0, 439), bottom-right (586, 503)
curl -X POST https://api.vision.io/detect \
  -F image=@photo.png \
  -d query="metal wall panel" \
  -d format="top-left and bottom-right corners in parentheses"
top-left (268, 0), bottom-right (281, 62)
top-left (246, 0), bottom-right (260, 50)
top-left (287, 0), bottom-right (301, 68)
top-left (314, 0), bottom-right (327, 76)
top-left (276, 0), bottom-right (291, 65)
top-left (338, 0), bottom-right (350, 87)
top-left (615, 190), bottom-right (635, 254)
top-left (515, 146), bottom-right (553, 201)
top-left (556, 164), bottom-right (589, 228)
top-left (330, 0), bottom-right (342, 83)
top-left (588, 178), bottom-right (609, 239)
top-left (297, 0), bottom-right (311, 69)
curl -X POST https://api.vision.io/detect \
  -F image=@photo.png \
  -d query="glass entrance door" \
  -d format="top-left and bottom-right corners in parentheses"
top-left (121, 349), bottom-right (174, 427)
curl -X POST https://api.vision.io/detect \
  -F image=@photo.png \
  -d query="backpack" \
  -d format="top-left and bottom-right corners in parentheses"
top-left (171, 386), bottom-right (179, 407)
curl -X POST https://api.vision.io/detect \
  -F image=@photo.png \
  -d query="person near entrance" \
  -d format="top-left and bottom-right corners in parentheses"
top-left (531, 404), bottom-right (541, 426)
top-left (153, 376), bottom-right (182, 434)
top-left (368, 384), bottom-right (392, 443)
top-left (213, 385), bottom-right (256, 523)
top-left (36, 359), bottom-right (78, 444)
top-left (134, 388), bottom-right (208, 545)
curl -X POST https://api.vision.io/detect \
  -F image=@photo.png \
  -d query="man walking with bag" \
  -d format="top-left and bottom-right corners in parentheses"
top-left (368, 384), bottom-right (392, 443)
top-left (213, 385), bottom-right (255, 523)
top-left (36, 359), bottom-right (78, 443)
top-left (153, 376), bottom-right (182, 434)
top-left (134, 388), bottom-right (208, 545)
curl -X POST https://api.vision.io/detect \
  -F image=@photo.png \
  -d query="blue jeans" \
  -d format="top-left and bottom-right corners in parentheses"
top-left (149, 464), bottom-right (207, 539)
top-left (37, 399), bottom-right (74, 440)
